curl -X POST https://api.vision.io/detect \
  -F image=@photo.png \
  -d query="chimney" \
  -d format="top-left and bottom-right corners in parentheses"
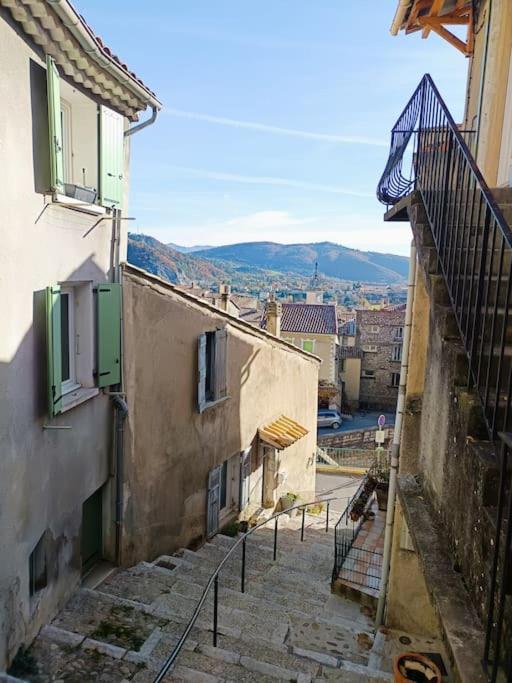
top-left (219, 283), bottom-right (231, 312)
top-left (267, 293), bottom-right (282, 337)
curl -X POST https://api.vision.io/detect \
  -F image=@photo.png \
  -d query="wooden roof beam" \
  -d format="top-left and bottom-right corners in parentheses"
top-left (418, 16), bottom-right (470, 55)
top-left (422, 0), bottom-right (447, 39)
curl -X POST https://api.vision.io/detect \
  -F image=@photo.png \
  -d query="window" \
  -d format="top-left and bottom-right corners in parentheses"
top-left (394, 326), bottom-right (404, 340)
top-left (362, 369), bottom-right (375, 379)
top-left (198, 328), bottom-right (228, 412)
top-left (362, 344), bottom-right (378, 353)
top-left (60, 288), bottom-right (78, 395)
top-left (46, 55), bottom-right (124, 209)
top-left (391, 345), bottom-right (402, 362)
top-left (29, 534), bottom-right (47, 597)
top-left (46, 282), bottom-right (121, 417)
top-left (302, 340), bottom-right (315, 353)
top-left (391, 372), bottom-right (400, 387)
top-left (368, 325), bottom-right (380, 334)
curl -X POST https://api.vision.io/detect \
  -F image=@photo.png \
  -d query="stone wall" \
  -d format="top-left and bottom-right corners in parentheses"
top-left (356, 308), bottom-right (405, 410)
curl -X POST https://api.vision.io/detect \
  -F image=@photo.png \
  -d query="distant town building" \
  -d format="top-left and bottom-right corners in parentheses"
top-left (356, 307), bottom-right (406, 410)
top-left (338, 319), bottom-right (363, 410)
top-left (261, 301), bottom-right (339, 407)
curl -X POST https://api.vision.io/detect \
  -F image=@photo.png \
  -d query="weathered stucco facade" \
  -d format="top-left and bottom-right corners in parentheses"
top-left (280, 332), bottom-right (337, 384)
top-left (0, 5), bottom-right (158, 670)
top-left (121, 266), bottom-right (319, 565)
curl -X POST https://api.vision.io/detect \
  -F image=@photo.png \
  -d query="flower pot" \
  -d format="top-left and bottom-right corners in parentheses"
top-left (393, 652), bottom-right (442, 683)
top-left (375, 484), bottom-right (389, 511)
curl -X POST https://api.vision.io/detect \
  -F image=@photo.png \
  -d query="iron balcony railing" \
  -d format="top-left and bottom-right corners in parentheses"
top-left (332, 474), bottom-right (383, 591)
top-left (153, 496), bottom-right (339, 682)
top-left (377, 74), bottom-right (512, 682)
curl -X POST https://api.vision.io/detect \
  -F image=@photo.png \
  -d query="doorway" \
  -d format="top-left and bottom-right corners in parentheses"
top-left (81, 487), bottom-right (103, 575)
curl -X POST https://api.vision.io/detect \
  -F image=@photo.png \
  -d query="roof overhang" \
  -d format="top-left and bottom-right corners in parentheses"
top-left (390, 0), bottom-right (474, 56)
top-left (1, 0), bottom-right (162, 119)
top-left (258, 416), bottom-right (309, 451)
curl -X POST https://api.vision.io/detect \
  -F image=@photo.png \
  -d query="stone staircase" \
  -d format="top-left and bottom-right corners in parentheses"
top-left (8, 510), bottom-right (396, 682)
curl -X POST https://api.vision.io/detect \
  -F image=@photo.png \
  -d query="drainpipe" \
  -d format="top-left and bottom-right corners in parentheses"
top-left (109, 208), bottom-right (128, 565)
top-left (124, 106), bottom-right (159, 138)
top-left (375, 240), bottom-right (417, 627)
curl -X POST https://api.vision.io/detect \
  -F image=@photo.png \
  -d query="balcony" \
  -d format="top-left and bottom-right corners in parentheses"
top-left (377, 74), bottom-right (512, 683)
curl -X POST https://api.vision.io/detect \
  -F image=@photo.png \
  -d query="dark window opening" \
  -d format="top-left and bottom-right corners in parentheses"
top-left (29, 535), bottom-right (47, 597)
top-left (60, 292), bottom-right (70, 382)
top-left (220, 460), bottom-right (228, 509)
top-left (205, 331), bottom-right (216, 402)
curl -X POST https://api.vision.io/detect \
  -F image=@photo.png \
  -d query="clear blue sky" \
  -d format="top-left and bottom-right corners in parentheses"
top-left (77, 0), bottom-right (467, 255)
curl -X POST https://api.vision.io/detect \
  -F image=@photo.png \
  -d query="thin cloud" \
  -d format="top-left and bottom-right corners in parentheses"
top-left (166, 165), bottom-right (374, 198)
top-left (164, 108), bottom-right (388, 147)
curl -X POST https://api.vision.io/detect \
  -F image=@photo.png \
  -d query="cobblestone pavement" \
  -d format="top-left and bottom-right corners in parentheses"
top-left (8, 510), bottom-right (400, 682)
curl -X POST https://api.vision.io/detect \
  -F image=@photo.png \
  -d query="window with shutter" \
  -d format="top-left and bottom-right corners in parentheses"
top-left (46, 56), bottom-right (64, 193)
top-left (46, 285), bottom-right (63, 417)
top-left (207, 465), bottom-right (222, 538)
top-left (96, 283), bottom-right (121, 388)
top-left (198, 328), bottom-right (228, 412)
top-left (99, 105), bottom-right (124, 208)
top-left (198, 333), bottom-right (207, 413)
top-left (214, 328), bottom-right (227, 399)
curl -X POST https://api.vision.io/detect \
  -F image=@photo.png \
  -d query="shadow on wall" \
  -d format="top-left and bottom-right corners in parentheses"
top-left (0, 255), bottom-right (113, 667)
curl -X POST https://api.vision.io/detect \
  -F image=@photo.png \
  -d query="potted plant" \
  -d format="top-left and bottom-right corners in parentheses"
top-left (349, 476), bottom-right (377, 521)
top-left (368, 455), bottom-right (390, 512)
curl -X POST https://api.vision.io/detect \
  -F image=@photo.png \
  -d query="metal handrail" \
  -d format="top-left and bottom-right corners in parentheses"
top-left (153, 496), bottom-right (336, 682)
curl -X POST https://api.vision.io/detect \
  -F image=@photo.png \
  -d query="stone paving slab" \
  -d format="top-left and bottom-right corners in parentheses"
top-left (18, 507), bottom-right (397, 682)
top-left (288, 614), bottom-right (373, 666)
top-left (99, 564), bottom-right (181, 605)
top-left (15, 637), bottom-right (144, 682)
top-left (52, 589), bottom-right (167, 652)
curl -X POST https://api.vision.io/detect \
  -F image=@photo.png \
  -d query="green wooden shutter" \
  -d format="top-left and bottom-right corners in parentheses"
top-left (46, 285), bottom-right (63, 417)
top-left (99, 105), bottom-right (124, 208)
top-left (96, 283), bottom-right (121, 387)
top-left (46, 56), bottom-right (64, 193)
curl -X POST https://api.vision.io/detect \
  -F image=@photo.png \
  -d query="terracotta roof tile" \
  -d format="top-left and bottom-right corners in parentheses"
top-left (261, 303), bottom-right (338, 335)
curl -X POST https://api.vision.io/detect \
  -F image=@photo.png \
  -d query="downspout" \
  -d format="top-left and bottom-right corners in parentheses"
top-left (125, 106), bottom-right (158, 137)
top-left (108, 208), bottom-right (128, 565)
top-left (375, 240), bottom-right (417, 627)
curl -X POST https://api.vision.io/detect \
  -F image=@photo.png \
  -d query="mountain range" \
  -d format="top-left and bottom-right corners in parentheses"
top-left (127, 234), bottom-right (409, 287)
top-left (192, 242), bottom-right (409, 283)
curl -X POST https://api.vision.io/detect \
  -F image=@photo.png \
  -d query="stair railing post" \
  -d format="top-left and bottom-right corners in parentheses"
top-left (213, 575), bottom-right (218, 647)
top-left (326, 501), bottom-right (330, 533)
top-left (241, 538), bottom-right (246, 594)
top-left (301, 507), bottom-right (306, 542)
top-left (273, 516), bottom-right (278, 561)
